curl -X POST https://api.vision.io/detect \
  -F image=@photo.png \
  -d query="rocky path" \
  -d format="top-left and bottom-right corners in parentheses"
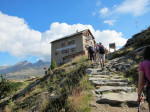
top-left (87, 65), bottom-right (149, 112)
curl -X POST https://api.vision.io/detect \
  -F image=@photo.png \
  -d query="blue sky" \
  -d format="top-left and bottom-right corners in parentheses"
top-left (0, 0), bottom-right (150, 66)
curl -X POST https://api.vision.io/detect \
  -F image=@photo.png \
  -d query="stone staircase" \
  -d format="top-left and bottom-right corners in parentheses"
top-left (86, 66), bottom-right (138, 107)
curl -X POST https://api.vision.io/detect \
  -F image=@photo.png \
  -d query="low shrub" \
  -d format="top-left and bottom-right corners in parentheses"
top-left (0, 81), bottom-right (23, 98)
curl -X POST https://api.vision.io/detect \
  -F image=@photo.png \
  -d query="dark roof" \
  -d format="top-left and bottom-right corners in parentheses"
top-left (50, 29), bottom-right (94, 43)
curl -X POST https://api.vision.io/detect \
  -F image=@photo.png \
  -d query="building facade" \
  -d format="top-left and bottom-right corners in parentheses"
top-left (51, 29), bottom-right (95, 65)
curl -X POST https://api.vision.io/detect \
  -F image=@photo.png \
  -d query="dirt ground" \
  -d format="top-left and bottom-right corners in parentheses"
top-left (90, 97), bottom-right (149, 112)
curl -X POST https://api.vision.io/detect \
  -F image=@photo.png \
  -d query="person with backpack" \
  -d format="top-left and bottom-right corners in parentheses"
top-left (94, 43), bottom-right (98, 63)
top-left (98, 42), bottom-right (105, 69)
top-left (88, 45), bottom-right (95, 67)
top-left (96, 43), bottom-right (100, 65)
top-left (138, 45), bottom-right (150, 111)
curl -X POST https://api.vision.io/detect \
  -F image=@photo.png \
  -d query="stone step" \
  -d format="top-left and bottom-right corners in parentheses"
top-left (95, 86), bottom-right (136, 94)
top-left (88, 77), bottom-right (107, 81)
top-left (91, 79), bottom-right (129, 83)
top-left (92, 81), bottom-right (128, 86)
top-left (86, 68), bottom-right (110, 75)
top-left (88, 75), bottom-right (110, 78)
top-left (89, 74), bottom-right (123, 78)
top-left (86, 68), bottom-right (100, 74)
top-left (109, 79), bottom-right (129, 82)
top-left (111, 75), bottom-right (123, 79)
top-left (96, 92), bottom-right (138, 107)
top-left (97, 71), bottom-right (110, 75)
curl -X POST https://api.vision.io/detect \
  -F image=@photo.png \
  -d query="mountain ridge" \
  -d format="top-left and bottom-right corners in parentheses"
top-left (0, 60), bottom-right (50, 81)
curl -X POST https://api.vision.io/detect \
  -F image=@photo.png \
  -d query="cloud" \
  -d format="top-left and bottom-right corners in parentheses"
top-left (99, 7), bottom-right (109, 15)
top-left (98, 0), bottom-right (150, 18)
top-left (94, 30), bottom-right (127, 49)
top-left (0, 12), bottom-right (127, 61)
top-left (0, 11), bottom-right (49, 60)
top-left (115, 0), bottom-right (150, 16)
top-left (96, 1), bottom-right (101, 6)
top-left (104, 20), bottom-right (116, 26)
top-left (92, 11), bottom-right (96, 16)
top-left (42, 22), bottom-right (127, 49)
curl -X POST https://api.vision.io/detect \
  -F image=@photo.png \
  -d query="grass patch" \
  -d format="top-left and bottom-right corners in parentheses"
top-left (123, 65), bottom-right (139, 86)
top-left (66, 75), bottom-right (94, 112)
top-left (112, 46), bottom-right (134, 59)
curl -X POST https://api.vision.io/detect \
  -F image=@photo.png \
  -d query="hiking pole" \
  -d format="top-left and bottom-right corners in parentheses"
top-left (138, 92), bottom-right (144, 112)
top-left (138, 100), bottom-right (141, 112)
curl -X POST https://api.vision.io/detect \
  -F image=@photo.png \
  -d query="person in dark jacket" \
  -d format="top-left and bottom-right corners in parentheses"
top-left (88, 45), bottom-right (95, 66)
top-left (99, 42), bottom-right (105, 69)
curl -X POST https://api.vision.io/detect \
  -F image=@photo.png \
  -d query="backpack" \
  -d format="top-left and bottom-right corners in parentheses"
top-left (89, 46), bottom-right (95, 54)
top-left (99, 45), bottom-right (105, 54)
top-left (96, 45), bottom-right (99, 52)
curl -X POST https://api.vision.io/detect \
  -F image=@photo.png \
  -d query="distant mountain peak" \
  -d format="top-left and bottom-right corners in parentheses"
top-left (37, 59), bottom-right (44, 63)
top-left (15, 60), bottom-right (29, 65)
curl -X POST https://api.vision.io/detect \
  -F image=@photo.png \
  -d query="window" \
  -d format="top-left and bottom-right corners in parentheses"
top-left (66, 49), bottom-right (69, 53)
top-left (61, 43), bottom-right (65, 47)
top-left (62, 50), bottom-right (65, 54)
top-left (62, 49), bottom-right (69, 54)
top-left (68, 40), bottom-right (75, 45)
top-left (55, 52), bottom-right (59, 55)
top-left (71, 48), bottom-right (76, 52)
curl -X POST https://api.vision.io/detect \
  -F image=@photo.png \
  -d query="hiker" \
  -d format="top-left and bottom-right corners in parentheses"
top-left (137, 45), bottom-right (150, 111)
top-left (98, 42), bottom-right (105, 69)
top-left (88, 45), bottom-right (95, 66)
top-left (96, 43), bottom-right (100, 65)
top-left (95, 43), bottom-right (99, 63)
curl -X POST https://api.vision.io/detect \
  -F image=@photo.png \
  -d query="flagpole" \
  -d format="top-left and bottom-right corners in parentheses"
top-left (136, 21), bottom-right (138, 33)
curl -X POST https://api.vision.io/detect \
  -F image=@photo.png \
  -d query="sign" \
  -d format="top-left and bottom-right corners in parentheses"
top-left (109, 43), bottom-right (116, 49)
top-left (56, 45), bottom-right (76, 51)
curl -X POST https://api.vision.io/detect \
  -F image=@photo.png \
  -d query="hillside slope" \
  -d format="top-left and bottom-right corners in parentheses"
top-left (0, 56), bottom-right (92, 112)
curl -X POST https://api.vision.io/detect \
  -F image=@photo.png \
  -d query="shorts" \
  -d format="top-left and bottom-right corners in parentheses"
top-left (90, 53), bottom-right (95, 61)
top-left (146, 87), bottom-right (150, 103)
top-left (100, 54), bottom-right (105, 62)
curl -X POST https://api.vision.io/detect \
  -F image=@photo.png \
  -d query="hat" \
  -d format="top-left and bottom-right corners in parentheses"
top-left (99, 42), bottom-right (102, 45)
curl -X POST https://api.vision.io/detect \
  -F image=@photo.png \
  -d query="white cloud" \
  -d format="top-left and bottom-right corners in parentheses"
top-left (42, 22), bottom-right (127, 49)
top-left (96, 1), bottom-right (101, 6)
top-left (104, 20), bottom-right (116, 26)
top-left (115, 0), bottom-right (150, 16)
top-left (113, 5), bottom-right (117, 8)
top-left (92, 11), bottom-right (96, 16)
top-left (99, 7), bottom-right (109, 14)
top-left (94, 30), bottom-right (127, 49)
top-left (0, 12), bottom-right (127, 61)
top-left (98, 0), bottom-right (150, 17)
top-left (0, 11), bottom-right (49, 60)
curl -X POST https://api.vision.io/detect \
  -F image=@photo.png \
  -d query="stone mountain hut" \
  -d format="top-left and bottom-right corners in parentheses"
top-left (51, 29), bottom-right (95, 66)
